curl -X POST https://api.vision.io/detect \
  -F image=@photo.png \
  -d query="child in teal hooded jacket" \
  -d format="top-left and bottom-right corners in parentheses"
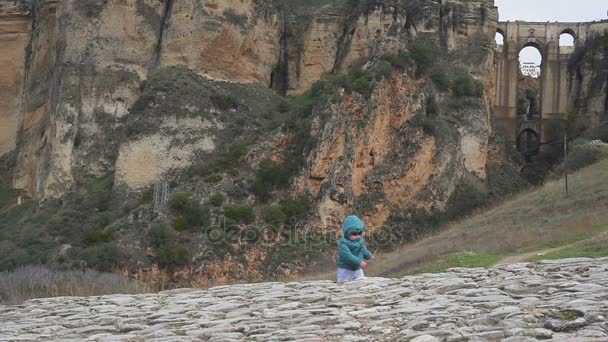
top-left (336, 215), bottom-right (375, 283)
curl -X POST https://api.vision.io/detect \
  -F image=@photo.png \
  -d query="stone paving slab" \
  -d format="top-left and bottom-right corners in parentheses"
top-left (1, 258), bottom-right (608, 341)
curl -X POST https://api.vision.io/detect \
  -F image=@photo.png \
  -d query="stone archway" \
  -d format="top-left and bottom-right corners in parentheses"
top-left (517, 128), bottom-right (541, 158)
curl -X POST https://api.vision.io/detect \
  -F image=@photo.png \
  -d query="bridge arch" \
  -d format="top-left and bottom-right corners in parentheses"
top-left (517, 128), bottom-right (541, 157)
top-left (559, 29), bottom-right (576, 47)
top-left (495, 29), bottom-right (505, 45)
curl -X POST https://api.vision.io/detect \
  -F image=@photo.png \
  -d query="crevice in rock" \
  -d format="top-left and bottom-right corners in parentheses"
top-left (270, 10), bottom-right (289, 96)
top-left (331, 10), bottom-right (360, 74)
top-left (150, 0), bottom-right (174, 72)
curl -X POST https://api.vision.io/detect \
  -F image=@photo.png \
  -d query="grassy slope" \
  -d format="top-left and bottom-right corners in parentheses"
top-left (304, 159), bottom-right (608, 279)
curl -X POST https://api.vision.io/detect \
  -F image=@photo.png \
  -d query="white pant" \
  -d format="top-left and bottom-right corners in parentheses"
top-left (336, 267), bottom-right (365, 284)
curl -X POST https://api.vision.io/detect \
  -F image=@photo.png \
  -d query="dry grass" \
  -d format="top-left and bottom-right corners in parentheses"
top-left (0, 265), bottom-right (151, 305)
top-left (301, 159), bottom-right (608, 280)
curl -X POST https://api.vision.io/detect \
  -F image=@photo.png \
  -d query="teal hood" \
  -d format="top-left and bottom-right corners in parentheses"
top-left (342, 215), bottom-right (366, 236)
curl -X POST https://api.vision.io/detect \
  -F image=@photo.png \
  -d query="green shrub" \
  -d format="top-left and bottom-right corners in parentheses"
top-left (410, 40), bottom-right (434, 77)
top-left (372, 60), bottom-right (393, 81)
top-left (279, 196), bottom-right (310, 227)
top-left (263, 205), bottom-right (287, 228)
top-left (84, 229), bottom-right (114, 245)
top-left (351, 75), bottom-right (372, 97)
top-left (581, 123), bottom-right (608, 142)
top-left (451, 73), bottom-right (484, 97)
top-left (78, 175), bottom-right (114, 212)
top-left (224, 205), bottom-right (255, 224)
top-left (155, 246), bottom-right (190, 270)
top-left (251, 160), bottom-right (289, 201)
top-left (82, 243), bottom-right (123, 272)
top-left (444, 183), bottom-right (490, 220)
top-left (188, 141), bottom-right (250, 178)
top-left (552, 145), bottom-right (607, 176)
top-left (426, 96), bottom-right (439, 117)
top-left (169, 193), bottom-right (191, 211)
top-left (148, 223), bottom-right (176, 248)
top-left (383, 52), bottom-right (411, 71)
top-left (431, 68), bottom-right (450, 91)
top-left (168, 193), bottom-right (210, 228)
top-left (182, 202), bottom-right (210, 228)
top-left (210, 94), bottom-right (238, 110)
top-left (173, 217), bottom-right (188, 231)
top-left (209, 193), bottom-right (225, 207)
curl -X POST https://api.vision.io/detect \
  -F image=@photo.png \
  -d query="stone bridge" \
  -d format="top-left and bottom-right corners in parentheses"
top-left (494, 20), bottom-right (608, 146)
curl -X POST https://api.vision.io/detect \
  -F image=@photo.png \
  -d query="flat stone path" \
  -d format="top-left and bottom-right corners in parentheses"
top-left (1, 258), bottom-right (608, 341)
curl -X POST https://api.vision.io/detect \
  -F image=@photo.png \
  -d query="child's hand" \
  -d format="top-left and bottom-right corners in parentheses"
top-left (370, 255), bottom-right (376, 263)
top-left (360, 260), bottom-right (368, 269)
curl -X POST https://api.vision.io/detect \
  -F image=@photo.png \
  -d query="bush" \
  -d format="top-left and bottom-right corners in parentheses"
top-left (451, 73), bottom-right (484, 97)
top-left (383, 52), bottom-right (411, 71)
top-left (444, 183), bottom-right (490, 220)
top-left (209, 193), bottom-right (225, 207)
top-left (431, 68), bottom-right (450, 91)
top-left (173, 217), bottom-right (188, 231)
top-left (264, 205), bottom-right (287, 229)
top-left (371, 60), bottom-right (393, 81)
top-left (410, 40), bottom-right (434, 77)
top-left (169, 193), bottom-right (191, 211)
top-left (168, 193), bottom-right (210, 228)
top-left (148, 223), bottom-right (176, 248)
top-left (155, 246), bottom-right (190, 270)
top-left (351, 75), bottom-right (372, 97)
top-left (84, 229), bottom-right (114, 245)
top-left (224, 205), bottom-right (255, 224)
top-left (82, 243), bottom-right (123, 272)
top-left (182, 203), bottom-right (210, 228)
top-left (552, 145), bottom-right (607, 176)
top-left (210, 94), bottom-right (238, 110)
top-left (251, 160), bottom-right (289, 201)
top-left (426, 96), bottom-right (440, 117)
top-left (279, 196), bottom-right (310, 227)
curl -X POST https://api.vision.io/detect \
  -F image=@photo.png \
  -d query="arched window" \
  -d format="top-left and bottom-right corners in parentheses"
top-left (519, 45), bottom-right (542, 78)
top-left (495, 30), bottom-right (505, 46)
top-left (559, 31), bottom-right (575, 47)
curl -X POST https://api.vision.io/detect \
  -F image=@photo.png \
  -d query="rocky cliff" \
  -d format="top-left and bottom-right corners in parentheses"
top-left (9, 0), bottom-right (607, 282)
top-left (0, 0), bottom-right (523, 281)
top-left (568, 28), bottom-right (608, 130)
top-left (2, 0), bottom-right (499, 199)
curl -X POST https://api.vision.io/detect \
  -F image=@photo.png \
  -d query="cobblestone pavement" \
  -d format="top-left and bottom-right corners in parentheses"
top-left (1, 258), bottom-right (608, 341)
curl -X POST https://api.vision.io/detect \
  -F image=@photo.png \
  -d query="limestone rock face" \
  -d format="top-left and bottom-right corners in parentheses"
top-left (568, 34), bottom-right (608, 129)
top-left (0, 3), bottom-right (30, 156)
top-left (160, 0), bottom-right (282, 85)
top-left (5, 0), bottom-right (500, 199)
top-left (286, 0), bottom-right (498, 94)
top-left (13, 0), bottom-right (164, 197)
top-left (1, 258), bottom-right (607, 341)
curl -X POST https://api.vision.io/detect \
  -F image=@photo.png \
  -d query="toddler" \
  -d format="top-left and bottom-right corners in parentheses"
top-left (336, 215), bottom-right (375, 283)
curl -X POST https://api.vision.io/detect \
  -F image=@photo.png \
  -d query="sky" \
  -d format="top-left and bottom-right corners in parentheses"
top-left (494, 0), bottom-right (608, 71)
